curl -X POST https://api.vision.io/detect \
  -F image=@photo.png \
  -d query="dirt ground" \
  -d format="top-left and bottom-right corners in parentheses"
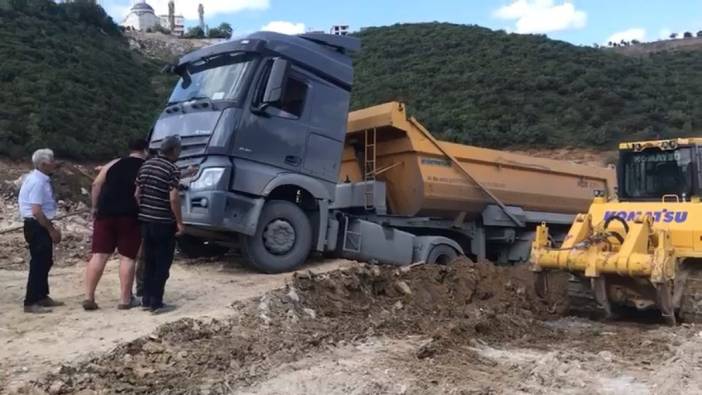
top-left (0, 256), bottom-right (355, 393)
top-left (2, 260), bottom-right (700, 394)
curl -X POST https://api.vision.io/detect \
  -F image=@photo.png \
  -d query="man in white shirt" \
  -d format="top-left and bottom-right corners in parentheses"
top-left (18, 148), bottom-right (63, 314)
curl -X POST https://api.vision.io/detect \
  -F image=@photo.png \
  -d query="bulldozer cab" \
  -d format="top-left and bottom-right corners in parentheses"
top-left (617, 140), bottom-right (698, 202)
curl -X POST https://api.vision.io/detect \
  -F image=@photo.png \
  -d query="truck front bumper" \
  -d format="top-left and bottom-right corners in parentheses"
top-left (181, 189), bottom-right (264, 236)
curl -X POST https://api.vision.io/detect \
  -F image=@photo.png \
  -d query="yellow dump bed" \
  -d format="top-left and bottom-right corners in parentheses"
top-left (341, 102), bottom-right (616, 218)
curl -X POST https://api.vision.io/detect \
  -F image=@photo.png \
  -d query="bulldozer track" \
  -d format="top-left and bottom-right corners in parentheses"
top-left (566, 275), bottom-right (603, 317)
top-left (679, 265), bottom-right (702, 323)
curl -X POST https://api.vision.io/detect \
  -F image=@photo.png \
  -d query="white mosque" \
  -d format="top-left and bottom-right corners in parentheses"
top-left (121, 0), bottom-right (185, 36)
top-left (121, 0), bottom-right (161, 32)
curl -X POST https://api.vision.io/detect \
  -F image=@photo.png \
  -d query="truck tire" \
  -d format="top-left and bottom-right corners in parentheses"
top-left (241, 200), bottom-right (313, 274)
top-left (426, 244), bottom-right (459, 265)
top-left (177, 235), bottom-right (229, 258)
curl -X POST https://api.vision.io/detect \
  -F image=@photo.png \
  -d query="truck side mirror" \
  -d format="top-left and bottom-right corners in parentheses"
top-left (262, 58), bottom-right (289, 104)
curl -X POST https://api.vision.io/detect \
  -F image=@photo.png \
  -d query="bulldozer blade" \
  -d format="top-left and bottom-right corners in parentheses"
top-left (534, 271), bottom-right (549, 299)
top-left (591, 277), bottom-right (613, 319)
top-left (656, 281), bottom-right (676, 326)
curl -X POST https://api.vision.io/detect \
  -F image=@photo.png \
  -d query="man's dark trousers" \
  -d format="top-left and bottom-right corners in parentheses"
top-left (23, 219), bottom-right (53, 306)
top-left (141, 222), bottom-right (176, 308)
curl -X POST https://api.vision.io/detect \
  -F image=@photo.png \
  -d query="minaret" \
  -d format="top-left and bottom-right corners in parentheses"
top-left (198, 3), bottom-right (205, 31)
top-left (168, 0), bottom-right (175, 31)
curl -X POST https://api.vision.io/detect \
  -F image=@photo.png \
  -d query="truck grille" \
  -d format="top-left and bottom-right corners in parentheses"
top-left (179, 135), bottom-right (210, 158)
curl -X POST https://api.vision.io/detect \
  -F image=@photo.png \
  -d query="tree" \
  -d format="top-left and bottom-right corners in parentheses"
top-left (697, 30), bottom-right (702, 38)
top-left (631, 39), bottom-right (640, 45)
top-left (670, 32), bottom-right (678, 39)
top-left (207, 22), bottom-right (233, 39)
top-left (184, 26), bottom-right (205, 38)
top-left (684, 31), bottom-right (693, 38)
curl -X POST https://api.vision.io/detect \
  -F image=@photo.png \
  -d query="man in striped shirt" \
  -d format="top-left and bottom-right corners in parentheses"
top-left (135, 136), bottom-right (184, 313)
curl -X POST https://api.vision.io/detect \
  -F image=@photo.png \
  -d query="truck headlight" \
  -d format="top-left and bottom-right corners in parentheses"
top-left (189, 167), bottom-right (225, 190)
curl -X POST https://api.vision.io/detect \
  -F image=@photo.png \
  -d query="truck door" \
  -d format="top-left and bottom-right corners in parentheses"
top-left (235, 63), bottom-right (310, 172)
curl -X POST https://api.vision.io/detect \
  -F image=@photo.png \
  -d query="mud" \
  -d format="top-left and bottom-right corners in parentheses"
top-left (29, 260), bottom-right (571, 394)
top-left (5, 251), bottom-right (702, 394)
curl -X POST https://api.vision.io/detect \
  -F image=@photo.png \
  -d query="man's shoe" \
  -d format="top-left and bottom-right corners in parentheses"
top-left (117, 296), bottom-right (141, 310)
top-left (37, 297), bottom-right (65, 307)
top-left (82, 300), bottom-right (99, 311)
top-left (24, 304), bottom-right (52, 314)
top-left (151, 304), bottom-right (177, 315)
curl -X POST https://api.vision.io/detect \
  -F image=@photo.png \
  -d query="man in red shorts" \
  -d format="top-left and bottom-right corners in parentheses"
top-left (82, 138), bottom-right (147, 310)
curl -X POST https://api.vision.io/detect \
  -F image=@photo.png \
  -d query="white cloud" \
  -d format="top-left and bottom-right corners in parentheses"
top-left (605, 28), bottom-right (646, 44)
top-left (493, 0), bottom-right (587, 34)
top-left (102, 0), bottom-right (269, 21)
top-left (260, 21), bottom-right (306, 35)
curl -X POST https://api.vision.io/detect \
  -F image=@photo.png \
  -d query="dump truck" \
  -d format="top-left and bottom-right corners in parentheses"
top-left (149, 30), bottom-right (615, 273)
top-left (531, 138), bottom-right (702, 324)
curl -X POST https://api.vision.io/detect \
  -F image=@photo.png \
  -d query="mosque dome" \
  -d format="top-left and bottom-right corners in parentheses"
top-left (121, 0), bottom-right (161, 31)
top-left (130, 1), bottom-right (155, 15)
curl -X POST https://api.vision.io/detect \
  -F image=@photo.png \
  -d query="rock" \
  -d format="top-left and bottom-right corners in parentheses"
top-left (598, 351), bottom-right (614, 362)
top-left (142, 342), bottom-right (165, 354)
top-left (48, 380), bottom-right (65, 395)
top-left (134, 366), bottom-right (155, 379)
top-left (395, 281), bottom-right (412, 296)
top-left (416, 340), bottom-right (438, 359)
top-left (286, 309), bottom-right (299, 322)
top-left (370, 266), bottom-right (381, 277)
top-left (393, 301), bottom-right (404, 310)
top-left (303, 308), bottom-right (317, 319)
top-left (12, 256), bottom-right (24, 265)
top-left (123, 354), bottom-right (133, 363)
top-left (229, 359), bottom-right (241, 370)
top-left (287, 287), bottom-right (300, 303)
top-left (177, 351), bottom-right (188, 360)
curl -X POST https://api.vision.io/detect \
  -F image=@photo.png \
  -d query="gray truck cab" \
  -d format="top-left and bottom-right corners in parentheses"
top-left (150, 32), bottom-right (360, 272)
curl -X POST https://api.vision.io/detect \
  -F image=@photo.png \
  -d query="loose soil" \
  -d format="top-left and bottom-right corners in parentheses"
top-left (17, 260), bottom-right (702, 395)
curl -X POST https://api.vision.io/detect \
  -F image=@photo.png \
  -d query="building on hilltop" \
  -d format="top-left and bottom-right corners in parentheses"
top-left (157, 0), bottom-right (184, 36)
top-left (158, 14), bottom-right (184, 36)
top-left (330, 25), bottom-right (349, 36)
top-left (121, 0), bottom-right (161, 32)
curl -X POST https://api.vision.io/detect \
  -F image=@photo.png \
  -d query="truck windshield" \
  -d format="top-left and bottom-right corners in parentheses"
top-left (621, 148), bottom-right (694, 199)
top-left (168, 52), bottom-right (255, 104)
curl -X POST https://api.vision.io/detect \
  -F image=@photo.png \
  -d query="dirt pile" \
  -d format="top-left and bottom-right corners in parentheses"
top-left (32, 260), bottom-right (571, 394)
top-left (0, 161), bottom-right (95, 269)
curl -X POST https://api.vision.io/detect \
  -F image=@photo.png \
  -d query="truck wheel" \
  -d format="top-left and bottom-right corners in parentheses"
top-left (241, 200), bottom-right (313, 273)
top-left (177, 235), bottom-right (229, 258)
top-left (426, 244), bottom-right (458, 265)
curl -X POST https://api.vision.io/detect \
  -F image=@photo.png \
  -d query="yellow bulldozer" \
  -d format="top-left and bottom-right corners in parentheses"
top-left (531, 137), bottom-right (702, 324)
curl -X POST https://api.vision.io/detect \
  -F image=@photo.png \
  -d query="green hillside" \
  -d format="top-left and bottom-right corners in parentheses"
top-left (3, 8), bottom-right (702, 159)
top-left (352, 23), bottom-right (702, 148)
top-left (0, 0), bottom-right (172, 159)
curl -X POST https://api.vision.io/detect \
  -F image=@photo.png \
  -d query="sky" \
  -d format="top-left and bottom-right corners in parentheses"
top-left (100, 0), bottom-right (702, 45)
